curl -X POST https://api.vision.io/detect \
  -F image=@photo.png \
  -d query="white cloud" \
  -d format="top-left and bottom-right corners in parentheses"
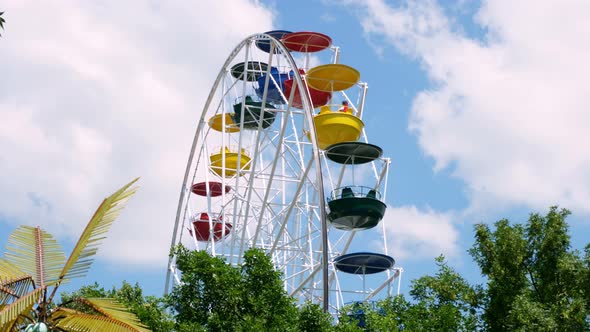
top-left (0, 0), bottom-right (274, 265)
top-left (353, 0), bottom-right (590, 215)
top-left (320, 13), bottom-right (337, 23)
top-left (373, 205), bottom-right (459, 260)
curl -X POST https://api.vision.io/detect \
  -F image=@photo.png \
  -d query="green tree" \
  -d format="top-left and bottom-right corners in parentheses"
top-left (168, 245), bottom-right (334, 331)
top-left (0, 179), bottom-right (149, 331)
top-left (335, 207), bottom-right (590, 331)
top-left (336, 256), bottom-right (483, 331)
top-left (296, 301), bottom-right (335, 332)
top-left (166, 207), bottom-right (590, 331)
top-left (470, 206), bottom-right (589, 331)
top-left (60, 281), bottom-right (174, 332)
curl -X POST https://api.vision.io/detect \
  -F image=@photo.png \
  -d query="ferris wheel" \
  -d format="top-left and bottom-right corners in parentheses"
top-left (165, 30), bottom-right (402, 312)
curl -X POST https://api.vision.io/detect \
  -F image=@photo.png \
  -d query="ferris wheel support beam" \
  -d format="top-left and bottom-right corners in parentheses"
top-left (227, 43), bottom-right (256, 264)
top-left (289, 262), bottom-right (321, 296)
top-left (270, 157), bottom-right (313, 254)
top-left (357, 82), bottom-right (368, 119)
top-left (255, 34), bottom-right (329, 311)
top-left (364, 268), bottom-right (400, 302)
top-left (236, 43), bottom-right (277, 264)
top-left (252, 80), bottom-right (298, 246)
top-left (373, 160), bottom-right (389, 192)
top-left (217, 74), bottom-right (232, 257)
top-left (327, 229), bottom-right (356, 282)
top-left (165, 36), bottom-right (253, 294)
top-left (331, 46), bottom-right (340, 64)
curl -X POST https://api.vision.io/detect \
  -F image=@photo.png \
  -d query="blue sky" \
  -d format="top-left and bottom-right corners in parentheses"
top-left (2, 0), bottom-right (590, 301)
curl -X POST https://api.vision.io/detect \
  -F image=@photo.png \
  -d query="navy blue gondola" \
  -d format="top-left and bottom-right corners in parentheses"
top-left (255, 67), bottom-right (289, 104)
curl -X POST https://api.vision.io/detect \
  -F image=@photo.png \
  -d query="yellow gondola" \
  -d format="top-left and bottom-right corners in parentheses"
top-left (310, 105), bottom-right (364, 150)
top-left (208, 113), bottom-right (240, 133)
top-left (306, 64), bottom-right (360, 92)
top-left (209, 147), bottom-right (251, 177)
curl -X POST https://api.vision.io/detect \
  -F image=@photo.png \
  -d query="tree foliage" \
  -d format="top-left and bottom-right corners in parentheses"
top-left (470, 206), bottom-right (589, 331)
top-left (335, 256), bottom-right (483, 331)
top-left (165, 207), bottom-right (589, 331)
top-left (60, 281), bottom-right (174, 332)
top-left (0, 179), bottom-right (148, 331)
top-left (335, 206), bottom-right (590, 331)
top-left (168, 244), bottom-right (333, 332)
top-left (7, 201), bottom-right (585, 331)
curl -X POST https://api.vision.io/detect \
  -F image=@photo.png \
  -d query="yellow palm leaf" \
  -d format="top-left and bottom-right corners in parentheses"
top-left (1, 258), bottom-right (34, 305)
top-left (0, 258), bottom-right (28, 279)
top-left (52, 304), bottom-right (151, 332)
top-left (48, 178), bottom-right (139, 303)
top-left (73, 298), bottom-right (150, 331)
top-left (3, 226), bottom-right (65, 288)
top-left (1, 275), bottom-right (34, 306)
top-left (0, 287), bottom-right (42, 331)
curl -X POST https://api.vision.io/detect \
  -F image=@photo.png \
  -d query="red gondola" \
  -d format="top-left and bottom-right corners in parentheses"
top-left (281, 31), bottom-right (332, 53)
top-left (191, 182), bottom-right (231, 197)
top-left (189, 212), bottom-right (232, 241)
top-left (283, 69), bottom-right (331, 109)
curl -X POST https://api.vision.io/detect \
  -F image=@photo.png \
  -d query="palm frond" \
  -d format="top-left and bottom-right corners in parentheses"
top-left (0, 258), bottom-right (27, 279)
top-left (1, 275), bottom-right (34, 306)
top-left (0, 287), bottom-right (41, 331)
top-left (0, 259), bottom-right (34, 302)
top-left (4, 226), bottom-right (65, 288)
top-left (71, 297), bottom-right (149, 331)
top-left (52, 305), bottom-right (150, 332)
top-left (48, 178), bottom-right (139, 303)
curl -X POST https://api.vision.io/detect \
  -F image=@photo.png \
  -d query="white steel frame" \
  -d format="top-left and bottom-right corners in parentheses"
top-left (165, 33), bottom-right (399, 313)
